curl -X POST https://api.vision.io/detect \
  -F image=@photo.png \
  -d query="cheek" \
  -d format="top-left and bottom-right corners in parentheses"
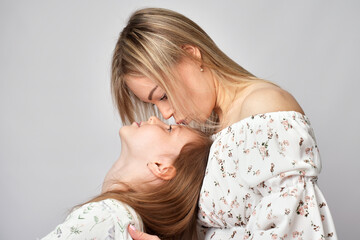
top-left (128, 130), bottom-right (166, 153)
top-left (121, 129), bottom-right (149, 152)
top-left (178, 75), bottom-right (215, 118)
top-left (183, 92), bottom-right (214, 121)
top-left (130, 134), bottom-right (153, 150)
top-left (195, 95), bottom-right (213, 110)
top-left (145, 137), bottom-right (179, 159)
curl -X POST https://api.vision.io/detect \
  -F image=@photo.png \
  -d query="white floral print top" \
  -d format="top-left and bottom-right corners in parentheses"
top-left (198, 111), bottom-right (337, 240)
top-left (42, 198), bottom-right (143, 240)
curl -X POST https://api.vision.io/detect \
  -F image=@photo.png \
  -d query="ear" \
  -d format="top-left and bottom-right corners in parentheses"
top-left (181, 45), bottom-right (202, 60)
top-left (147, 162), bottom-right (176, 181)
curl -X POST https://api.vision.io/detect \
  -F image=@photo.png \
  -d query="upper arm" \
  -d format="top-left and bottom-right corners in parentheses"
top-left (42, 203), bottom-right (116, 239)
top-left (239, 87), bottom-right (304, 120)
top-left (42, 200), bottom-right (140, 240)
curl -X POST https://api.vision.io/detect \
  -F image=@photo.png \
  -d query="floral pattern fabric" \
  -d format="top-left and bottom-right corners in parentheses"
top-left (197, 111), bottom-right (337, 240)
top-left (42, 199), bottom-right (143, 240)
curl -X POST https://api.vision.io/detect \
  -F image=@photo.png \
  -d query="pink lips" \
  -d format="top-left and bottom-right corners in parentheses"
top-left (136, 121), bottom-right (141, 127)
top-left (176, 120), bottom-right (187, 125)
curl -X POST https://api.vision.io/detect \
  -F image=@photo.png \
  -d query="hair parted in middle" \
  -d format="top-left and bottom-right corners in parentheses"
top-left (111, 8), bottom-right (278, 133)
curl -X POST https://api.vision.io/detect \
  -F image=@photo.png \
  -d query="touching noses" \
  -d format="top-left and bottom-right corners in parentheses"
top-left (156, 104), bottom-right (174, 120)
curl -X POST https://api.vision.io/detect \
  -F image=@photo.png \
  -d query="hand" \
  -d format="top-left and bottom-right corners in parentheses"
top-left (128, 225), bottom-right (161, 240)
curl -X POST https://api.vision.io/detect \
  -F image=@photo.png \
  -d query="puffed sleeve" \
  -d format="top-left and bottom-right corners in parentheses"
top-left (199, 173), bottom-right (337, 240)
top-left (42, 199), bottom-right (143, 240)
top-left (198, 112), bottom-right (337, 240)
top-left (242, 173), bottom-right (336, 239)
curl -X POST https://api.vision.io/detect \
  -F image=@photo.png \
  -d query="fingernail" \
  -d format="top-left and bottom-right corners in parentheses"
top-left (129, 224), bottom-right (136, 231)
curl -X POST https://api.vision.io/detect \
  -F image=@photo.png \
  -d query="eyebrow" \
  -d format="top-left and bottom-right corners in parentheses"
top-left (148, 86), bottom-right (158, 100)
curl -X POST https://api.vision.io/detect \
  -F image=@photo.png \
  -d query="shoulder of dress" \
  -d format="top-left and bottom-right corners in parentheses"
top-left (73, 199), bottom-right (126, 217)
top-left (238, 87), bottom-right (304, 121)
top-left (103, 198), bottom-right (144, 230)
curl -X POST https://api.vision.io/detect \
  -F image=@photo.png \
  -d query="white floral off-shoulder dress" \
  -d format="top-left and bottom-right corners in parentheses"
top-left (42, 198), bottom-right (143, 240)
top-left (198, 111), bottom-right (337, 240)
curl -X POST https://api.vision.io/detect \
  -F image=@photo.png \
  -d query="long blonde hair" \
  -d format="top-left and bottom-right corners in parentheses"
top-left (111, 8), bottom-right (277, 132)
top-left (83, 129), bottom-right (212, 239)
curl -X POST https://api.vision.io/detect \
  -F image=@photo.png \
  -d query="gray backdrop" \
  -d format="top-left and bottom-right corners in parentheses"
top-left (1, 0), bottom-right (358, 239)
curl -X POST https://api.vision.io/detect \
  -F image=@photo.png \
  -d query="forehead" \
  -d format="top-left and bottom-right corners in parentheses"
top-left (125, 75), bottom-right (156, 89)
top-left (125, 75), bottom-right (158, 101)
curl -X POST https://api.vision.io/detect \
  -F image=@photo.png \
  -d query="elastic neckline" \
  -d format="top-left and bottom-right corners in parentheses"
top-left (212, 110), bottom-right (309, 139)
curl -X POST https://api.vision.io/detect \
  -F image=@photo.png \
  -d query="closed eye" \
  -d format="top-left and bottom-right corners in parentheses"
top-left (160, 93), bottom-right (168, 101)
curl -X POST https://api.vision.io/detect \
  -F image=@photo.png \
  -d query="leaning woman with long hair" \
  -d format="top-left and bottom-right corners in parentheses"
top-left (112, 8), bottom-right (338, 240)
top-left (42, 116), bottom-right (212, 240)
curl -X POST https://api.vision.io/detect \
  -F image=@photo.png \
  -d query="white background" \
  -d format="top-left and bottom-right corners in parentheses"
top-left (1, 0), bottom-right (358, 239)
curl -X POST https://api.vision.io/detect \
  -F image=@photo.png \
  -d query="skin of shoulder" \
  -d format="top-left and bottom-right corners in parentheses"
top-left (238, 86), bottom-right (305, 121)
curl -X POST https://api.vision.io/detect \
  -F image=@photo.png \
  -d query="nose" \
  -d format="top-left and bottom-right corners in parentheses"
top-left (157, 104), bottom-right (174, 120)
top-left (148, 116), bottom-right (168, 127)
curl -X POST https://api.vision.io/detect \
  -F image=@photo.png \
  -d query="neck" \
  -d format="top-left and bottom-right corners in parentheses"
top-left (213, 77), bottom-right (248, 126)
top-left (102, 152), bottom-right (129, 193)
top-left (102, 146), bottom-right (159, 193)
top-left (102, 141), bottom-right (148, 193)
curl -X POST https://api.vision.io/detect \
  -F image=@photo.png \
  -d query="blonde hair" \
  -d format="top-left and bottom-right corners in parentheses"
top-left (83, 129), bottom-right (212, 240)
top-left (111, 8), bottom-right (277, 133)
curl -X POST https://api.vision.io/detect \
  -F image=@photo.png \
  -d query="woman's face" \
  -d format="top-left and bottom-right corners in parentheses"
top-left (103, 116), bottom-right (199, 192)
top-left (119, 116), bottom-right (197, 164)
top-left (125, 58), bottom-right (216, 124)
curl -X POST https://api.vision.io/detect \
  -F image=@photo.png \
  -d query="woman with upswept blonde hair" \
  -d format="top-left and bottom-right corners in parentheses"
top-left (113, 7), bottom-right (337, 240)
top-left (111, 8), bottom-right (278, 133)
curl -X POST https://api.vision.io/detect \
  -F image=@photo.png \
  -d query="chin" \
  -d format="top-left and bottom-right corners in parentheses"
top-left (119, 125), bottom-right (130, 139)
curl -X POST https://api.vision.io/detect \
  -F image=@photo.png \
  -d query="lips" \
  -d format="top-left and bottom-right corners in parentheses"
top-left (132, 121), bottom-right (141, 127)
top-left (176, 120), bottom-right (187, 125)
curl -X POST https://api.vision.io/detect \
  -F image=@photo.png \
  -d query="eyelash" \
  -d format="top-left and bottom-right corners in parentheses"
top-left (160, 93), bottom-right (168, 101)
top-left (167, 125), bottom-right (172, 132)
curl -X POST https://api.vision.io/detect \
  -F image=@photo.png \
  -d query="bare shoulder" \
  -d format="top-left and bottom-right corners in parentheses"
top-left (238, 85), bottom-right (305, 120)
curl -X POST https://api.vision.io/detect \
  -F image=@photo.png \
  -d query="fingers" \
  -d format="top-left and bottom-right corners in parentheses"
top-left (128, 225), bottom-right (161, 240)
